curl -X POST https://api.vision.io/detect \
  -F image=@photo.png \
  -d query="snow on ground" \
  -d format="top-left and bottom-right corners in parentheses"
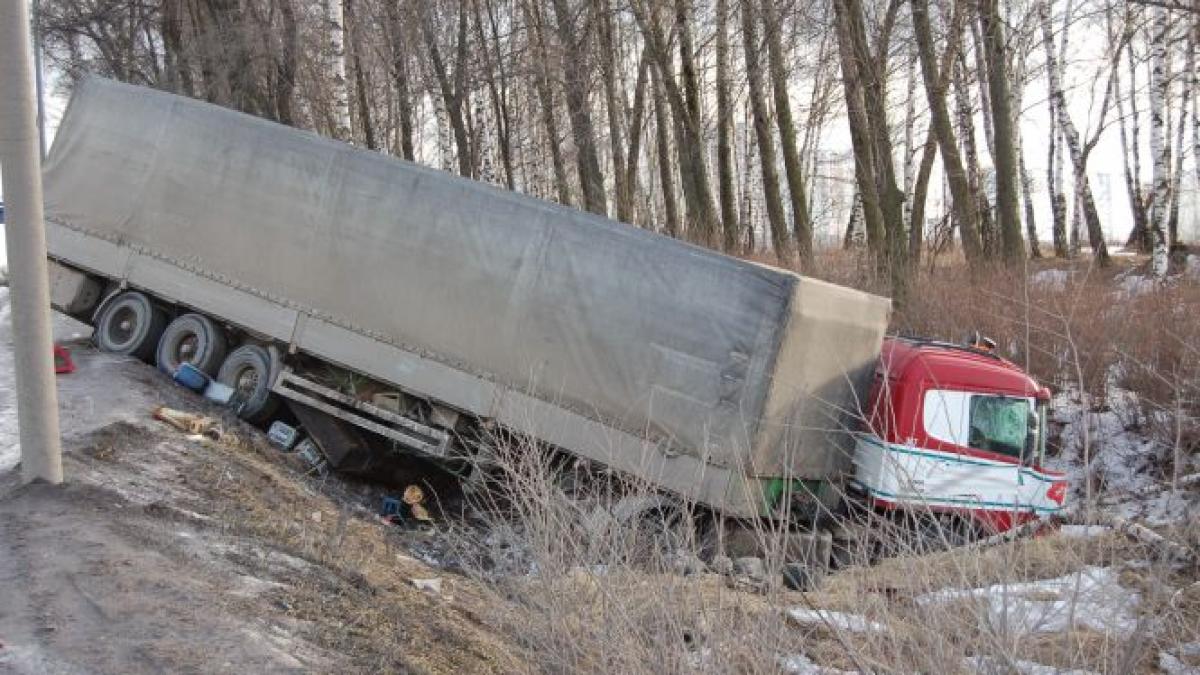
top-left (1044, 383), bottom-right (1199, 526)
top-left (1057, 524), bottom-right (1113, 539)
top-left (917, 566), bottom-right (1141, 638)
top-left (1159, 642), bottom-right (1200, 675)
top-left (1030, 268), bottom-right (1071, 290)
top-left (779, 653), bottom-right (856, 675)
top-left (963, 655), bottom-right (1099, 675)
top-left (0, 287), bottom-right (19, 471)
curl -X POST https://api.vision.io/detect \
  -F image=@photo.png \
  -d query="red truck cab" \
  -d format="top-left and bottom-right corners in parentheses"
top-left (851, 337), bottom-right (1068, 533)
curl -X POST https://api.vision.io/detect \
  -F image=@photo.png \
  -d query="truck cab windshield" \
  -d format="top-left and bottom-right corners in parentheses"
top-left (968, 395), bottom-right (1035, 461)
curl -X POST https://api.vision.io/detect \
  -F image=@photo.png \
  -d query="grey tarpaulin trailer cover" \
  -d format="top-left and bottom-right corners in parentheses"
top-left (42, 77), bottom-right (890, 517)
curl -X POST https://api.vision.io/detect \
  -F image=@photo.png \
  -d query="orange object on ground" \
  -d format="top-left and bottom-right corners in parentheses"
top-left (53, 345), bottom-right (75, 374)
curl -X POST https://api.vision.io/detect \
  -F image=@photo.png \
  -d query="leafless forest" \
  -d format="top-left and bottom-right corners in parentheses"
top-left (38, 0), bottom-right (1200, 297)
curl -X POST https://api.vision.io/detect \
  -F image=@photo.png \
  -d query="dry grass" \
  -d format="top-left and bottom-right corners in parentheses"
top-left (125, 417), bottom-right (532, 674)
top-left (431, 247), bottom-right (1200, 674)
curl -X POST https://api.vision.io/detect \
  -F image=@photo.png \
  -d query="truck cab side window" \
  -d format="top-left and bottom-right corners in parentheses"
top-left (923, 389), bottom-right (1035, 462)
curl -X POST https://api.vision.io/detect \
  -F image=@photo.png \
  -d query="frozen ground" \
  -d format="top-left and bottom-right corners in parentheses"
top-left (1045, 383), bottom-right (1200, 526)
top-left (0, 291), bottom-right (523, 673)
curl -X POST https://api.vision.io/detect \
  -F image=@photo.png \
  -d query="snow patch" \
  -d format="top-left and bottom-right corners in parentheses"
top-left (785, 608), bottom-right (886, 633)
top-left (0, 287), bottom-right (19, 473)
top-left (1044, 385), bottom-right (1197, 526)
top-left (964, 655), bottom-right (1099, 675)
top-left (1185, 255), bottom-right (1200, 281)
top-left (779, 653), bottom-right (856, 675)
top-left (917, 566), bottom-right (1141, 637)
top-left (1057, 524), bottom-right (1112, 539)
top-left (1031, 269), bottom-right (1071, 290)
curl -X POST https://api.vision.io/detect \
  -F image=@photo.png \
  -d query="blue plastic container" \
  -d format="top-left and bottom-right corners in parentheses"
top-left (173, 362), bottom-right (209, 392)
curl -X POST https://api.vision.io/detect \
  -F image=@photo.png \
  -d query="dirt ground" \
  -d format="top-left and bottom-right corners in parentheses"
top-left (0, 303), bottom-right (525, 674)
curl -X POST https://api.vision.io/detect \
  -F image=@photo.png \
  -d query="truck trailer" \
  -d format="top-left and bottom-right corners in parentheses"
top-left (40, 78), bottom-right (1066, 548)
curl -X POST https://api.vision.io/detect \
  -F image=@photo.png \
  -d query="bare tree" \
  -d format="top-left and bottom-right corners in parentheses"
top-left (742, 0), bottom-right (792, 263)
top-left (979, 0), bottom-right (1025, 264)
top-left (715, 0), bottom-right (739, 251)
top-left (761, 0), bottom-right (814, 268)
top-left (550, 0), bottom-right (607, 215)
top-left (912, 0), bottom-right (984, 266)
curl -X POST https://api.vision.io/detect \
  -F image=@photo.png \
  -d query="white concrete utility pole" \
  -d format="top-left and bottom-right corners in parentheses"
top-left (0, 0), bottom-right (64, 483)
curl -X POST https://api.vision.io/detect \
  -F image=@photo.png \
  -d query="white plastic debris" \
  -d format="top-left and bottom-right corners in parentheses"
top-left (785, 608), bottom-right (886, 633)
top-left (918, 566), bottom-right (1140, 637)
top-left (410, 577), bottom-right (443, 594)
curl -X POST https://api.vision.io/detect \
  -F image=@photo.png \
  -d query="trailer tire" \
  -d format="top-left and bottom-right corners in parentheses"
top-left (217, 345), bottom-right (277, 423)
top-left (95, 291), bottom-right (168, 361)
top-left (156, 313), bottom-right (227, 376)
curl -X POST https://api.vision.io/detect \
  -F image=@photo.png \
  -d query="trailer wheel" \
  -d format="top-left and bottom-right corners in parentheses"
top-left (95, 291), bottom-right (168, 361)
top-left (217, 345), bottom-right (278, 423)
top-left (156, 313), bottom-right (227, 376)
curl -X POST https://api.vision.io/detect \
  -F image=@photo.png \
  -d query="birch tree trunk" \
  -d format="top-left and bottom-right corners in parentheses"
top-left (1119, 39), bottom-right (1150, 252)
top-left (326, 0), bottom-right (351, 141)
top-left (1040, 0), bottom-right (1110, 267)
top-left (1148, 7), bottom-right (1170, 278)
top-left (1167, 34), bottom-right (1193, 245)
top-left (1194, 19), bottom-right (1200, 204)
top-left (1043, 0), bottom-right (1070, 257)
top-left (1011, 41), bottom-right (1041, 259)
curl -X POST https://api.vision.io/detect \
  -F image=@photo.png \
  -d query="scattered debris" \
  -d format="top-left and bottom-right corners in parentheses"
top-left (1057, 524), bottom-right (1112, 539)
top-left (203, 380), bottom-right (235, 405)
top-left (53, 345), bottom-right (75, 374)
top-left (785, 608), bottom-right (886, 634)
top-left (918, 566), bottom-right (1140, 637)
top-left (267, 421), bottom-right (301, 451)
top-left (172, 362), bottom-right (209, 392)
top-left (732, 556), bottom-right (765, 583)
top-left (778, 653), bottom-right (856, 674)
top-left (293, 438), bottom-right (329, 477)
top-left (152, 406), bottom-right (252, 454)
top-left (404, 485), bottom-right (432, 522)
top-left (782, 562), bottom-right (820, 591)
top-left (410, 578), bottom-right (443, 594)
top-left (1109, 516), bottom-right (1195, 564)
top-left (667, 552), bottom-right (707, 577)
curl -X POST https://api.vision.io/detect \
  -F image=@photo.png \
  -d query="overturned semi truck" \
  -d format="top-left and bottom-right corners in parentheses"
top-left (42, 78), bottom-right (1066, 549)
